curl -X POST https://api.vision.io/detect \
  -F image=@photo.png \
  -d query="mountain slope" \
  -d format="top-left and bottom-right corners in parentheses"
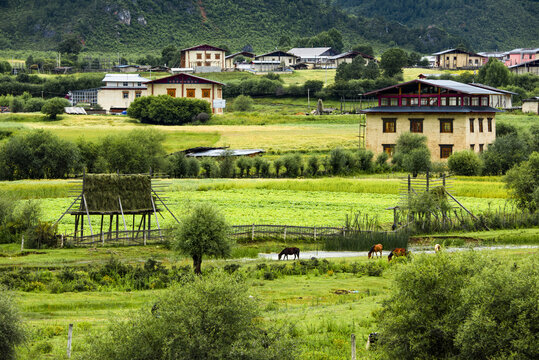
top-left (337, 0), bottom-right (539, 51)
top-left (0, 0), bottom-right (464, 53)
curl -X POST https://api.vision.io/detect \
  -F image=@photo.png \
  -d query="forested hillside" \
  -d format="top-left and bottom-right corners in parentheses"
top-left (0, 0), bottom-right (463, 53)
top-left (337, 0), bottom-right (539, 51)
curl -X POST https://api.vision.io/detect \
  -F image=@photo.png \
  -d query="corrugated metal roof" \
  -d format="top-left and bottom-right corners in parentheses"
top-left (64, 107), bottom-right (87, 115)
top-left (468, 83), bottom-right (518, 95)
top-left (421, 80), bottom-right (502, 95)
top-left (432, 48), bottom-right (484, 57)
top-left (288, 47), bottom-right (333, 58)
top-left (362, 106), bottom-right (503, 113)
top-left (252, 60), bottom-right (280, 64)
top-left (102, 74), bottom-right (149, 82)
top-left (508, 59), bottom-right (539, 68)
top-left (186, 149), bottom-right (265, 157)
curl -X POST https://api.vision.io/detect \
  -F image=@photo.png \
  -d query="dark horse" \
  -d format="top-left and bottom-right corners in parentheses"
top-left (278, 247), bottom-right (300, 260)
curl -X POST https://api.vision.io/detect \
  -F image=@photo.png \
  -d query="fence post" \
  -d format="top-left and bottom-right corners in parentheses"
top-left (251, 224), bottom-right (255, 241)
top-left (342, 226), bottom-right (346, 237)
top-left (283, 225), bottom-right (287, 241)
top-left (102, 232), bottom-right (105, 246)
top-left (20, 235), bottom-right (24, 252)
top-left (351, 333), bottom-right (356, 360)
top-left (314, 226), bottom-right (317, 242)
top-left (67, 323), bottom-right (73, 358)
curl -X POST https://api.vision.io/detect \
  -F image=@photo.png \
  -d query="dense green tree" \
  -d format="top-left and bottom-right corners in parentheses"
top-left (57, 34), bottom-right (82, 55)
top-left (233, 94), bottom-right (254, 111)
top-left (160, 45), bottom-right (181, 67)
top-left (0, 290), bottom-right (26, 360)
top-left (505, 152), bottom-right (539, 211)
top-left (352, 44), bottom-right (374, 57)
top-left (41, 97), bottom-right (70, 119)
top-left (477, 58), bottom-right (511, 87)
top-left (447, 150), bottom-right (483, 176)
top-left (173, 204), bottom-right (231, 274)
top-left (278, 35), bottom-right (292, 49)
top-left (83, 272), bottom-right (296, 360)
top-left (128, 95), bottom-right (211, 125)
top-left (481, 133), bottom-right (530, 175)
top-left (0, 61), bottom-right (11, 74)
top-left (380, 48), bottom-right (408, 78)
top-left (393, 132), bottom-right (431, 176)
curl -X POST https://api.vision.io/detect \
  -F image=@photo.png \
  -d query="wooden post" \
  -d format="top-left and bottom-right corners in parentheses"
top-left (82, 194), bottom-right (93, 235)
top-left (118, 197), bottom-right (127, 231)
top-left (443, 173), bottom-right (446, 187)
top-left (251, 224), bottom-right (255, 241)
top-left (74, 214), bottom-right (79, 241)
top-left (108, 214), bottom-right (113, 240)
top-left (150, 195), bottom-right (162, 238)
top-left (143, 214), bottom-right (147, 246)
top-left (67, 323), bottom-right (73, 358)
top-left (426, 170), bottom-right (430, 192)
top-left (314, 226), bottom-right (317, 241)
top-left (351, 333), bottom-right (356, 360)
top-left (81, 212), bottom-right (84, 239)
top-left (20, 235), bottom-right (24, 251)
top-left (283, 225), bottom-right (287, 241)
top-left (100, 214), bottom-right (104, 245)
top-left (408, 174), bottom-right (411, 193)
top-left (116, 214), bottom-right (119, 240)
top-left (61, 234), bottom-right (64, 248)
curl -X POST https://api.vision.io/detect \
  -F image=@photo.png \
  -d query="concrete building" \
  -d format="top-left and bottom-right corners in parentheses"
top-left (225, 52), bottom-right (255, 69)
top-left (97, 74), bottom-right (149, 113)
top-left (362, 79), bottom-right (502, 161)
top-left (328, 51), bottom-right (375, 67)
top-left (504, 48), bottom-right (539, 67)
top-left (522, 97), bottom-right (539, 114)
top-left (254, 50), bottom-right (299, 68)
top-left (509, 59), bottom-right (539, 75)
top-left (287, 47), bottom-right (336, 68)
top-left (180, 44), bottom-right (226, 71)
top-left (145, 73), bottom-right (225, 114)
top-left (432, 49), bottom-right (487, 69)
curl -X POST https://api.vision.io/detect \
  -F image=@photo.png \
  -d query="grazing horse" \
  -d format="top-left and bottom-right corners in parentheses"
top-left (368, 244), bottom-right (383, 259)
top-left (388, 248), bottom-right (409, 261)
top-left (434, 244), bottom-right (441, 253)
top-left (278, 247), bottom-right (300, 260)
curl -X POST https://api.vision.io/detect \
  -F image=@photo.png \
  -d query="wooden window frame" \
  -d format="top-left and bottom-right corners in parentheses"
top-left (215, 53), bottom-right (221, 59)
top-left (478, 118), bottom-right (484, 132)
top-left (202, 89), bottom-right (211, 98)
top-left (167, 88), bottom-right (176, 97)
top-left (122, 91), bottom-right (129, 99)
top-left (469, 118), bottom-right (475, 133)
top-left (409, 118), bottom-right (423, 133)
top-left (205, 53), bottom-right (211, 60)
top-left (186, 88), bottom-right (196, 98)
top-left (382, 144), bottom-right (395, 156)
top-left (439, 144), bottom-right (453, 159)
top-left (439, 118), bottom-right (453, 133)
top-left (470, 144), bottom-right (475, 151)
top-left (382, 118), bottom-right (397, 133)
top-left (196, 53), bottom-right (202, 59)
top-left (135, 91), bottom-right (142, 98)
top-left (479, 144), bottom-right (484, 153)
top-left (487, 118), bottom-right (493, 132)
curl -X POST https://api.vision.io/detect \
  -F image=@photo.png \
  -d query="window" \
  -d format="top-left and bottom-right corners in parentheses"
top-left (410, 97), bottom-right (419, 106)
top-left (439, 118), bottom-right (453, 133)
top-left (410, 119), bottom-right (423, 133)
top-left (383, 118), bottom-right (396, 133)
top-left (381, 98), bottom-right (389, 106)
top-left (122, 91), bottom-right (129, 99)
top-left (463, 97), bottom-right (470, 106)
top-left (197, 62), bottom-right (202, 67)
top-left (390, 98), bottom-right (398, 106)
top-left (478, 118), bottom-right (484, 132)
top-left (215, 53), bottom-right (221, 59)
top-left (382, 144), bottom-right (395, 156)
top-left (487, 118), bottom-right (493, 132)
top-left (205, 62), bottom-right (211, 66)
top-left (481, 97), bottom-right (489, 106)
top-left (440, 145), bottom-right (453, 159)
top-left (470, 144), bottom-right (475, 151)
top-left (469, 118), bottom-right (475, 132)
top-left (472, 97), bottom-right (480, 106)
top-left (217, 88), bottom-right (222, 98)
top-left (449, 97), bottom-right (457, 106)
top-left (479, 144), bottom-right (484, 153)
top-left (428, 97), bottom-right (438, 106)
top-left (137, 82), bottom-right (142, 87)
top-left (206, 53), bottom-right (211, 59)
top-left (202, 89), bottom-right (211, 98)
top-left (186, 89), bottom-right (195, 98)
top-left (420, 98), bottom-right (428, 106)
top-left (123, 82), bottom-right (128, 87)
top-left (197, 53), bottom-right (202, 59)
top-left (440, 97), bottom-right (447, 106)
top-left (135, 91), bottom-right (142, 98)
top-left (167, 88), bottom-right (176, 97)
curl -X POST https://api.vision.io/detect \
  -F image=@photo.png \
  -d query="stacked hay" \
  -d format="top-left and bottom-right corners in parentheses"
top-left (83, 174), bottom-right (153, 213)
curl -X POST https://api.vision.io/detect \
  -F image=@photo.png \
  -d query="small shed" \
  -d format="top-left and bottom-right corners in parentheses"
top-left (522, 97), bottom-right (539, 114)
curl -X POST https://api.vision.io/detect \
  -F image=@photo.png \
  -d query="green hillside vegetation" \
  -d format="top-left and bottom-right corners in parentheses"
top-left (337, 0), bottom-right (539, 50)
top-left (0, 0), bottom-right (463, 54)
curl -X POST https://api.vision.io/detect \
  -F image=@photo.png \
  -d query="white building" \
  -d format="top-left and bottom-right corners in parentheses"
top-left (97, 74), bottom-right (149, 113)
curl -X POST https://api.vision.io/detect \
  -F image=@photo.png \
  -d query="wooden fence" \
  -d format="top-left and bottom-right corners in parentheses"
top-left (64, 229), bottom-right (165, 247)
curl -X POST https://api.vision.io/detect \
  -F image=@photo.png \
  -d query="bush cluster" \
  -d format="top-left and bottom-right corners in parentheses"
top-left (128, 95), bottom-right (212, 125)
top-left (0, 73), bottom-right (102, 98)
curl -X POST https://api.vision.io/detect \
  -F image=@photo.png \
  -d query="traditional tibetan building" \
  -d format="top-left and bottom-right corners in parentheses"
top-left (432, 49), bottom-right (487, 69)
top-left (362, 80), bottom-right (502, 160)
top-left (145, 73), bottom-right (225, 114)
top-left (328, 51), bottom-right (375, 67)
top-left (254, 50), bottom-right (299, 67)
top-left (225, 51), bottom-right (255, 69)
top-left (180, 44), bottom-right (226, 71)
top-left (97, 73), bottom-right (225, 114)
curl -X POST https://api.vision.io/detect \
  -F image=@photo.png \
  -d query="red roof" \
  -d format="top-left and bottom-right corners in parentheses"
top-left (145, 73), bottom-right (224, 86)
top-left (180, 44), bottom-right (227, 52)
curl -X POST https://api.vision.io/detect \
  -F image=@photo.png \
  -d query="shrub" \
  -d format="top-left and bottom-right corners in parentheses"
top-left (236, 157), bottom-right (253, 177)
top-left (233, 95), bottom-right (254, 112)
top-left (24, 221), bottom-right (58, 249)
top-left (23, 97), bottom-right (45, 112)
top-left (200, 158), bottom-right (220, 178)
top-left (128, 95), bottom-right (211, 125)
top-left (282, 154), bottom-right (303, 177)
top-left (84, 272), bottom-right (296, 360)
top-left (173, 204), bottom-right (232, 274)
top-left (8, 96), bottom-right (24, 113)
top-left (219, 152), bottom-right (236, 178)
top-left (253, 157), bottom-right (269, 177)
top-left (306, 155), bottom-right (320, 176)
top-left (41, 97), bottom-right (70, 119)
top-left (329, 147), bottom-right (347, 175)
top-left (402, 147), bottom-right (431, 177)
top-left (448, 150), bottom-right (483, 176)
top-left (273, 158), bottom-right (284, 177)
top-left (505, 151), bottom-right (539, 211)
top-left (0, 290), bottom-right (26, 360)
top-left (356, 149), bottom-right (374, 171)
top-left (186, 158), bottom-right (200, 177)
top-left (481, 133), bottom-right (529, 175)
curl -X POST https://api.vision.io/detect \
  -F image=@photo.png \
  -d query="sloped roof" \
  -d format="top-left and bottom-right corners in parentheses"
top-left (102, 74), bottom-right (150, 82)
top-left (144, 73), bottom-right (224, 86)
top-left (432, 48), bottom-right (485, 57)
top-left (468, 83), bottom-right (518, 95)
top-left (363, 79), bottom-right (503, 96)
top-left (508, 58), bottom-right (539, 68)
top-left (225, 51), bottom-right (256, 59)
top-left (329, 51), bottom-right (374, 60)
top-left (255, 50), bottom-right (299, 59)
top-left (362, 106), bottom-right (502, 113)
top-left (288, 47), bottom-right (334, 58)
top-left (508, 48), bottom-right (539, 54)
top-left (180, 44), bottom-right (227, 52)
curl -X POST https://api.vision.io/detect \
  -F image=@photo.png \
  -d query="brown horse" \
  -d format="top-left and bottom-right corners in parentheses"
top-left (278, 247), bottom-right (300, 260)
top-left (388, 248), bottom-right (409, 261)
top-left (368, 244), bottom-right (383, 259)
